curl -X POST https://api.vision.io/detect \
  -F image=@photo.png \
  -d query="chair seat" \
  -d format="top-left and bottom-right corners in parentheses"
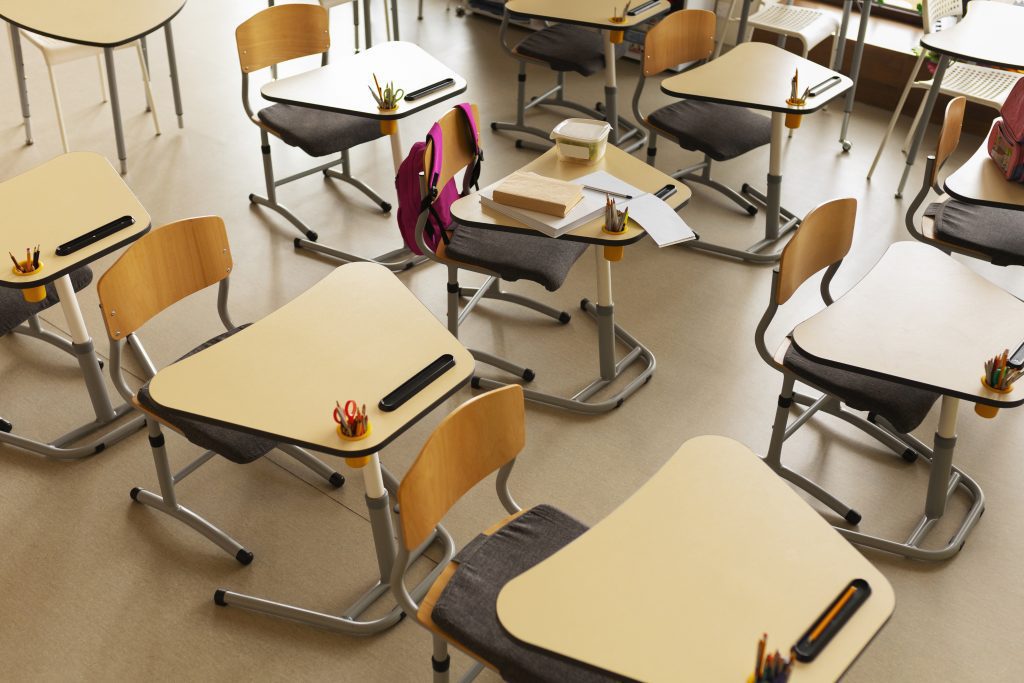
top-left (258, 104), bottom-right (384, 157)
top-left (446, 224), bottom-right (588, 292)
top-left (648, 100), bottom-right (771, 162)
top-left (0, 266), bottom-right (93, 336)
top-left (927, 199), bottom-right (1024, 267)
top-left (431, 505), bottom-right (619, 683)
top-left (514, 24), bottom-right (607, 76)
top-left (137, 325), bottom-right (277, 464)
top-left (784, 342), bottom-right (939, 434)
top-left (748, 5), bottom-right (837, 44)
top-left (915, 63), bottom-right (1024, 108)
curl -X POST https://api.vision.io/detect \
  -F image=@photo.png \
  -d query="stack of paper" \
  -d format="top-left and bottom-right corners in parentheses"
top-left (492, 172), bottom-right (583, 217)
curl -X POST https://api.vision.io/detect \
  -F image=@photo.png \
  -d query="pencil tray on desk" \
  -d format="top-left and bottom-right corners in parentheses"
top-left (793, 578), bottom-right (871, 662)
top-left (12, 262), bottom-right (46, 303)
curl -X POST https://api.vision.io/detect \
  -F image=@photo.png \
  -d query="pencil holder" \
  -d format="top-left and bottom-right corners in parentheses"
top-left (12, 261), bottom-right (45, 303)
top-left (379, 119), bottom-right (398, 136)
top-left (334, 399), bottom-right (372, 440)
top-left (609, 30), bottom-right (624, 44)
top-left (369, 76), bottom-right (403, 113)
top-left (336, 422), bottom-right (372, 441)
top-left (976, 377), bottom-right (1012, 419)
top-left (785, 97), bottom-right (806, 129)
top-left (603, 245), bottom-right (623, 262)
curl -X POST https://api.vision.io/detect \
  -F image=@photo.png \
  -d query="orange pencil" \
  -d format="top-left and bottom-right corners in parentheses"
top-left (809, 585), bottom-right (857, 642)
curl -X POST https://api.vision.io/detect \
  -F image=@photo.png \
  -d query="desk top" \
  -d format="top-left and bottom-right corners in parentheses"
top-left (921, 1), bottom-right (1024, 70)
top-left (497, 435), bottom-right (894, 682)
top-left (793, 241), bottom-right (1024, 407)
top-left (661, 42), bottom-right (852, 114)
top-left (450, 145), bottom-right (690, 246)
top-left (944, 125), bottom-right (1024, 210)
top-left (146, 263), bottom-right (475, 458)
top-left (0, 153), bottom-right (150, 289)
top-left (505, 0), bottom-right (670, 30)
top-left (261, 41), bottom-right (467, 121)
top-left (0, 0), bottom-right (184, 47)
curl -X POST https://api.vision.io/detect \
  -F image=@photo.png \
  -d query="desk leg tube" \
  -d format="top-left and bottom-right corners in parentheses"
top-left (9, 24), bottom-right (32, 144)
top-left (925, 396), bottom-right (958, 519)
top-left (735, 0), bottom-right (753, 51)
top-left (838, 0), bottom-right (871, 152)
top-left (765, 112), bottom-right (784, 240)
top-left (362, 453), bottom-right (397, 581)
top-left (604, 34), bottom-right (618, 145)
top-left (388, 128), bottom-right (404, 173)
top-left (103, 48), bottom-right (128, 175)
top-left (363, 0), bottom-right (374, 48)
top-left (897, 55), bottom-right (947, 197)
top-left (55, 275), bottom-right (116, 422)
top-left (164, 23), bottom-right (184, 128)
top-left (595, 248), bottom-right (616, 381)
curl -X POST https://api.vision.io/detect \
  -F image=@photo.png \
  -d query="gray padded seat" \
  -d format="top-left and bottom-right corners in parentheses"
top-left (431, 505), bottom-right (626, 683)
top-left (926, 200), bottom-right (1024, 266)
top-left (649, 101), bottom-right (772, 161)
top-left (0, 266), bottom-right (92, 336)
top-left (784, 343), bottom-right (940, 434)
top-left (445, 223), bottom-right (588, 291)
top-left (137, 324), bottom-right (277, 464)
top-left (514, 24), bottom-right (607, 76)
top-left (258, 104), bottom-right (384, 158)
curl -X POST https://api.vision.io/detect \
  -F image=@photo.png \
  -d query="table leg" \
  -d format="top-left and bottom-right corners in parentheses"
top-left (595, 248), bottom-right (616, 381)
top-left (103, 48), bottom-right (128, 175)
top-left (832, 0), bottom-right (852, 71)
top-left (604, 32), bottom-right (618, 146)
top-left (364, 0), bottom-right (374, 49)
top-left (838, 0), bottom-right (871, 152)
top-left (388, 125), bottom-right (404, 172)
top-left (765, 112), bottom-right (784, 240)
top-left (735, 0), bottom-right (754, 51)
top-left (897, 55), bottom-right (948, 197)
top-left (390, 0), bottom-right (400, 40)
top-left (164, 23), bottom-right (184, 128)
top-left (8, 24), bottom-right (33, 145)
top-left (54, 275), bottom-right (116, 423)
top-left (925, 395), bottom-right (958, 519)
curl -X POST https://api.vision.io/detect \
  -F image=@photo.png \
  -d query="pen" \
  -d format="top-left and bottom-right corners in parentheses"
top-left (32, 245), bottom-right (39, 269)
top-left (584, 184), bottom-right (632, 199)
top-left (9, 251), bottom-right (22, 272)
top-left (627, 0), bottom-right (658, 15)
top-left (790, 69), bottom-right (798, 100)
top-left (808, 75), bottom-right (842, 97)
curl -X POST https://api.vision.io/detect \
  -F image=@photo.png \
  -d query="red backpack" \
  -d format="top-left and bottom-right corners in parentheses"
top-left (395, 103), bottom-right (482, 255)
top-left (988, 78), bottom-right (1024, 182)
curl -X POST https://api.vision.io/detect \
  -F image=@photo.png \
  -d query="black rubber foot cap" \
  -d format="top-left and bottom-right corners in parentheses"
top-left (558, 312), bottom-right (571, 324)
top-left (522, 369), bottom-right (536, 382)
top-left (580, 298), bottom-right (590, 310)
top-left (248, 193), bottom-right (256, 202)
top-left (98, 359), bottom-right (105, 370)
top-left (213, 589), bottom-right (228, 606)
top-left (129, 487), bottom-right (141, 501)
top-left (746, 205), bottom-right (757, 216)
top-left (0, 418), bottom-right (12, 433)
top-left (235, 549), bottom-right (254, 565)
top-left (471, 376), bottom-right (481, 389)
top-left (901, 449), bottom-right (919, 463)
top-left (845, 510), bottom-right (862, 525)
top-left (293, 237), bottom-right (302, 248)
top-left (329, 472), bottom-right (346, 488)
top-left (515, 140), bottom-right (524, 149)
top-left (380, 202), bottom-right (392, 213)
top-left (741, 183), bottom-right (751, 195)
top-left (490, 122), bottom-right (498, 131)
top-left (307, 231), bottom-right (318, 242)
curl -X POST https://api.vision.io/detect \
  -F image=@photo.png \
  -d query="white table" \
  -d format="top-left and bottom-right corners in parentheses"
top-left (944, 124), bottom-right (1024, 211)
top-left (1, 0), bottom-right (186, 174)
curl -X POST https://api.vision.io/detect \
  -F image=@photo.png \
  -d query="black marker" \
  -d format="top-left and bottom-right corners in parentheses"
top-left (55, 215), bottom-right (135, 256)
top-left (404, 78), bottom-right (456, 101)
top-left (379, 354), bottom-right (457, 412)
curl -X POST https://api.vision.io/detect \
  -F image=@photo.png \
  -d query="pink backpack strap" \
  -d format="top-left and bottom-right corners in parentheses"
top-left (424, 122), bottom-right (445, 194)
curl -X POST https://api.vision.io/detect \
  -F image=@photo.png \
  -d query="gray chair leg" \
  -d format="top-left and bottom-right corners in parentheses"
top-left (323, 149), bottom-right (392, 213)
top-left (490, 61), bottom-right (553, 150)
top-left (433, 635), bottom-right (451, 683)
top-left (277, 443), bottom-right (345, 488)
top-left (249, 130), bottom-right (319, 242)
top-left (673, 155), bottom-right (758, 216)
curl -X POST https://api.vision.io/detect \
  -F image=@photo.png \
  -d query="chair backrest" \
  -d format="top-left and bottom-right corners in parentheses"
top-left (397, 385), bottom-right (525, 551)
top-left (424, 103), bottom-right (481, 192)
top-left (775, 198), bottom-right (857, 305)
top-left (235, 4), bottom-right (330, 73)
top-left (643, 9), bottom-right (716, 77)
top-left (932, 96), bottom-right (966, 184)
top-left (921, 0), bottom-right (963, 33)
top-left (96, 216), bottom-right (233, 341)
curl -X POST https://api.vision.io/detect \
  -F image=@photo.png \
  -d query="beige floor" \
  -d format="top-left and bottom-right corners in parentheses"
top-left (1, 1), bottom-right (1022, 681)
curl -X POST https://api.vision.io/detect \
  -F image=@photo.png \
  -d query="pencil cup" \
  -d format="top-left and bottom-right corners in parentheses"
top-left (785, 97), bottom-right (806, 129)
top-left (12, 261), bottom-right (45, 303)
top-left (337, 421), bottom-right (372, 442)
top-left (379, 119), bottom-right (398, 135)
top-left (975, 377), bottom-right (1012, 419)
top-left (609, 30), bottom-right (624, 44)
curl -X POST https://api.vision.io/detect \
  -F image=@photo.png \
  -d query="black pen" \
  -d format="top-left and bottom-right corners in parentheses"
top-left (55, 215), bottom-right (135, 256)
top-left (807, 75), bottom-right (841, 97)
top-left (627, 0), bottom-right (659, 16)
top-left (404, 78), bottom-right (455, 101)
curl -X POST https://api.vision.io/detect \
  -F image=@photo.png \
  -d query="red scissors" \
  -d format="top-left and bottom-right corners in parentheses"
top-left (333, 400), bottom-right (359, 426)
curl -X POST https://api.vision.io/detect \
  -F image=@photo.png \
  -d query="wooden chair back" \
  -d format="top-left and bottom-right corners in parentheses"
top-left (398, 386), bottom-right (525, 550)
top-left (776, 198), bottom-right (857, 305)
top-left (235, 4), bottom-right (330, 74)
top-left (644, 9), bottom-right (716, 77)
top-left (96, 216), bottom-right (233, 340)
top-left (933, 96), bottom-right (966, 185)
top-left (424, 103), bottom-right (480, 192)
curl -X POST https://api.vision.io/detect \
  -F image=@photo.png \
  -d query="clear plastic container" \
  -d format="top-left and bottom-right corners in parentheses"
top-left (550, 118), bottom-right (611, 164)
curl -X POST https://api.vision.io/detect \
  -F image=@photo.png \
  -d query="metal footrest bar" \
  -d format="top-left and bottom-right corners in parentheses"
top-left (294, 238), bottom-right (426, 272)
top-left (0, 412), bottom-right (144, 460)
top-left (131, 487), bottom-right (249, 560)
top-left (173, 449), bottom-right (217, 484)
top-left (681, 183), bottom-right (800, 264)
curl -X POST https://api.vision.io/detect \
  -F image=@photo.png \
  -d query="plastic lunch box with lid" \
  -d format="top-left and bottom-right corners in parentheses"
top-left (549, 118), bottom-right (612, 164)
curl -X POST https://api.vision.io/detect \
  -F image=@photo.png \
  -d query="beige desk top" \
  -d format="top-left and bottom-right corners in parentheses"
top-left (261, 41), bottom-right (467, 121)
top-left (497, 435), bottom-right (894, 683)
top-left (921, 1), bottom-right (1024, 70)
top-left (944, 126), bottom-right (1024, 210)
top-left (793, 241), bottom-right (1024, 408)
top-left (146, 263), bottom-right (474, 458)
top-left (0, 0), bottom-right (184, 47)
top-left (661, 42), bottom-right (852, 114)
top-left (450, 145), bottom-right (691, 246)
top-left (0, 152), bottom-right (150, 289)
top-left (505, 0), bottom-right (670, 30)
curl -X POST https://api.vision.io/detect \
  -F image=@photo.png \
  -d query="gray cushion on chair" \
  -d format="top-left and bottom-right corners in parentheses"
top-left (446, 223), bottom-right (588, 292)
top-left (926, 199), bottom-right (1024, 266)
top-left (514, 24), bottom-right (608, 76)
top-left (137, 324), bottom-right (277, 464)
top-left (431, 505), bottom-right (625, 683)
top-left (649, 101), bottom-right (771, 162)
top-left (258, 104), bottom-right (384, 158)
top-left (784, 343), bottom-right (939, 434)
top-left (0, 266), bottom-right (92, 336)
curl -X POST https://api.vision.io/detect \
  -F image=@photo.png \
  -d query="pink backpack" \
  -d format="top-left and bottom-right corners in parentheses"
top-left (988, 79), bottom-right (1024, 182)
top-left (395, 103), bottom-right (482, 255)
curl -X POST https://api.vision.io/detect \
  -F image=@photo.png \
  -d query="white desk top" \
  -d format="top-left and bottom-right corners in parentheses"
top-left (147, 263), bottom-right (475, 458)
top-left (0, 0), bottom-right (184, 47)
top-left (261, 41), bottom-right (467, 121)
top-left (921, 1), bottom-right (1024, 70)
top-left (660, 42), bottom-right (852, 114)
top-left (944, 125), bottom-right (1024, 210)
top-left (505, 0), bottom-right (670, 30)
top-left (450, 145), bottom-right (690, 246)
top-left (793, 241), bottom-right (1024, 407)
top-left (497, 435), bottom-right (894, 682)
top-left (0, 152), bottom-right (150, 289)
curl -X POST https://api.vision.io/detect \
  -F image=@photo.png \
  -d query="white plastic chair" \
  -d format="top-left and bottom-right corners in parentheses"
top-left (20, 31), bottom-right (159, 153)
top-left (714, 0), bottom-right (840, 62)
top-left (866, 0), bottom-right (1024, 180)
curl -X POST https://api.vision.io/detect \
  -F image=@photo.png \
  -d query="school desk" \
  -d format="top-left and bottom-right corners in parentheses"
top-left (0, 0), bottom-right (186, 174)
top-left (497, 435), bottom-right (895, 682)
top-left (792, 241), bottom-right (1024, 560)
top-left (504, 0), bottom-right (670, 147)
top-left (898, 0), bottom-right (1024, 197)
top-left (144, 262), bottom-right (474, 634)
top-left (449, 144), bottom-right (690, 413)
top-left (0, 152), bottom-right (150, 459)
top-left (943, 124), bottom-right (1024, 211)
top-left (660, 42), bottom-right (851, 263)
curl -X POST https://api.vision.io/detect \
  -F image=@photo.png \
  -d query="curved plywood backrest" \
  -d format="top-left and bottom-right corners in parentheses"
top-left (776, 198), bottom-right (857, 305)
top-left (644, 10), bottom-right (716, 77)
top-left (933, 96), bottom-right (966, 184)
top-left (235, 4), bottom-right (330, 73)
top-left (424, 103), bottom-right (480, 192)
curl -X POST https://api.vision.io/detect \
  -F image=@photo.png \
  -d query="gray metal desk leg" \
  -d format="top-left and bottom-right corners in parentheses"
top-left (164, 23), bottom-right (184, 128)
top-left (838, 0), bottom-right (871, 152)
top-left (9, 24), bottom-right (33, 145)
top-left (832, 0), bottom-right (852, 70)
top-left (103, 48), bottom-right (128, 175)
top-left (604, 33), bottom-right (619, 145)
top-left (390, 0), bottom-right (400, 40)
top-left (736, 0), bottom-right (754, 50)
top-left (364, 0), bottom-right (373, 49)
top-left (897, 55), bottom-right (948, 197)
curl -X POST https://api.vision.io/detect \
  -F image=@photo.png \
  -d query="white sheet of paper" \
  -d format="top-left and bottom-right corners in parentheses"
top-left (623, 193), bottom-right (697, 247)
top-left (575, 171), bottom-right (644, 201)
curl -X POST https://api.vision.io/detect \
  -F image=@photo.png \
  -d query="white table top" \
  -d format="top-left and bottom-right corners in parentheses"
top-left (0, 152), bottom-right (150, 289)
top-left (921, 1), bottom-right (1024, 70)
top-left (497, 435), bottom-right (894, 682)
top-left (661, 42), bottom-right (852, 114)
top-left (0, 0), bottom-right (184, 47)
top-left (261, 41), bottom-right (467, 121)
top-left (146, 263), bottom-right (475, 458)
top-left (944, 124), bottom-right (1024, 210)
top-left (505, 0), bottom-right (671, 30)
top-left (793, 241), bottom-right (1024, 408)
